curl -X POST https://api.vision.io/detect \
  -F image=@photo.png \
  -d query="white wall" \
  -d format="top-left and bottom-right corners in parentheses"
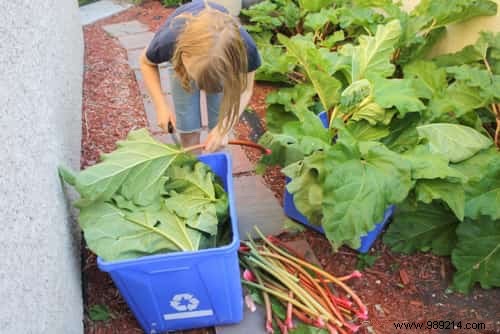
top-left (0, 0), bottom-right (84, 333)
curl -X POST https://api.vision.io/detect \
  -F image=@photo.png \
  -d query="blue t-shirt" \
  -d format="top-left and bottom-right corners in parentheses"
top-left (145, 1), bottom-right (261, 72)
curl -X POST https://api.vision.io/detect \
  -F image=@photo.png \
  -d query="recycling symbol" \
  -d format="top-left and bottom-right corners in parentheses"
top-left (170, 293), bottom-right (200, 312)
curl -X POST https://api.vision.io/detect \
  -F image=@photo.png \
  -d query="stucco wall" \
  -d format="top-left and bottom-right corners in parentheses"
top-left (401, 0), bottom-right (500, 57)
top-left (0, 0), bottom-right (84, 333)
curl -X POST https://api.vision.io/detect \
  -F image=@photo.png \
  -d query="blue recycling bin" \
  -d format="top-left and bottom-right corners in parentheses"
top-left (283, 112), bottom-right (394, 253)
top-left (97, 152), bottom-right (243, 333)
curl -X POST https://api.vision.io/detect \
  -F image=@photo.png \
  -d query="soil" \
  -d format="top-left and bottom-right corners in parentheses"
top-left (81, 1), bottom-right (499, 333)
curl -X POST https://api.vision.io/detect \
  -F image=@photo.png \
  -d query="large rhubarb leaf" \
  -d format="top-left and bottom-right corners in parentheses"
top-left (351, 19), bottom-right (401, 81)
top-left (278, 34), bottom-right (342, 111)
top-left (402, 145), bottom-right (465, 181)
top-left (298, 0), bottom-right (337, 13)
top-left (67, 129), bottom-right (181, 206)
top-left (403, 60), bottom-right (447, 100)
top-left (283, 151), bottom-right (327, 226)
top-left (434, 31), bottom-right (500, 70)
top-left (382, 113), bottom-right (420, 152)
top-left (322, 134), bottom-right (412, 249)
top-left (261, 111), bottom-right (332, 167)
top-left (451, 147), bottom-right (499, 184)
top-left (164, 162), bottom-right (224, 235)
top-left (384, 200), bottom-right (459, 256)
top-left (266, 84), bottom-right (316, 120)
top-left (412, 0), bottom-right (497, 28)
top-left (79, 202), bottom-right (200, 261)
top-left (415, 179), bottom-right (465, 220)
top-left (417, 123), bottom-right (492, 163)
top-left (464, 157), bottom-right (500, 220)
top-left (371, 77), bottom-right (425, 116)
top-left (452, 217), bottom-right (500, 293)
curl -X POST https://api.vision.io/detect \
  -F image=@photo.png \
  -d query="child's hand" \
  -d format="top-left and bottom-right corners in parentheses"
top-left (204, 126), bottom-right (229, 152)
top-left (157, 106), bottom-right (176, 132)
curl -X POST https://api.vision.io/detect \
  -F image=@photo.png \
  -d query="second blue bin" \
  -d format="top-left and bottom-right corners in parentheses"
top-left (97, 153), bottom-right (243, 333)
top-left (283, 112), bottom-right (394, 253)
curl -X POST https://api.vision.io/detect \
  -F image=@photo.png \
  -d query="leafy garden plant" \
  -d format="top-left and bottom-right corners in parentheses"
top-left (243, 0), bottom-right (500, 293)
top-left (59, 129), bottom-right (230, 262)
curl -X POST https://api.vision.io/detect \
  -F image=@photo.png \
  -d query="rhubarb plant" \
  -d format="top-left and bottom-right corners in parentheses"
top-left (59, 129), bottom-right (229, 261)
top-left (246, 0), bottom-right (500, 292)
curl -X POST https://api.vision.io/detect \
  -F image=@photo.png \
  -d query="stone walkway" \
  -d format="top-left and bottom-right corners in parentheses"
top-left (80, 0), bottom-right (132, 26)
top-left (102, 19), bottom-right (289, 334)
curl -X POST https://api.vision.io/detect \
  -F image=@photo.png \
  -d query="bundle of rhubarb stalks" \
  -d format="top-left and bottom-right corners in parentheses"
top-left (239, 228), bottom-right (367, 334)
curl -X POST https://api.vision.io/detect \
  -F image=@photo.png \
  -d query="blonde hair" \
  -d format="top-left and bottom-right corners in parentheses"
top-left (171, 4), bottom-right (248, 135)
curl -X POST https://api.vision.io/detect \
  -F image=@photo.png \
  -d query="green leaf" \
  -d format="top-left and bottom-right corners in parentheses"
top-left (283, 218), bottom-right (306, 233)
top-left (266, 84), bottom-right (317, 120)
top-left (58, 166), bottom-right (76, 186)
top-left (384, 200), bottom-right (459, 256)
top-left (320, 31), bottom-right (346, 49)
top-left (336, 7), bottom-right (385, 35)
top-left (304, 8), bottom-right (336, 32)
top-left (414, 0), bottom-right (497, 28)
top-left (403, 60), bottom-right (447, 99)
top-left (356, 253), bottom-right (380, 270)
top-left (163, 163), bottom-right (222, 235)
top-left (412, 0), bottom-right (497, 29)
top-left (371, 77), bottom-right (426, 116)
top-left (346, 120), bottom-right (390, 141)
top-left (71, 129), bottom-right (181, 206)
top-left (417, 123), bottom-right (492, 163)
top-left (323, 140), bottom-right (412, 249)
top-left (351, 19), bottom-right (401, 81)
top-left (402, 145), bottom-right (466, 181)
top-left (298, 0), bottom-right (337, 12)
top-left (278, 34), bottom-right (342, 110)
top-left (446, 81), bottom-right (488, 117)
top-left (433, 31), bottom-right (500, 68)
top-left (79, 202), bottom-right (199, 261)
top-left (465, 157), bottom-right (500, 220)
top-left (382, 112), bottom-right (420, 152)
top-left (255, 45), bottom-right (294, 83)
top-left (416, 179), bottom-right (465, 220)
top-left (283, 152), bottom-right (327, 226)
top-left (451, 147), bottom-right (499, 184)
top-left (265, 104), bottom-right (300, 134)
top-left (89, 304), bottom-right (111, 321)
top-left (452, 217), bottom-right (500, 293)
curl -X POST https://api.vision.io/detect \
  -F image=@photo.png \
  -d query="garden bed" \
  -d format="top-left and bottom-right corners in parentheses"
top-left (81, 1), bottom-right (499, 333)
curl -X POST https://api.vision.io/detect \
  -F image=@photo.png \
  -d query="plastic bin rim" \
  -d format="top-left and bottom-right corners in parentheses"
top-left (97, 151), bottom-right (240, 271)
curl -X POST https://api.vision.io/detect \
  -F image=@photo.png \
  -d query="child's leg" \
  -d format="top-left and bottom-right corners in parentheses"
top-left (166, 64), bottom-right (202, 147)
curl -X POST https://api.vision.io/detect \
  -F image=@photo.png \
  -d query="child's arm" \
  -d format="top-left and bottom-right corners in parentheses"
top-left (139, 48), bottom-right (176, 131)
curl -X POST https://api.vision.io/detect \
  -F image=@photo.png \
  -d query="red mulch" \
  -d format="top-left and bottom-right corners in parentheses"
top-left (81, 2), bottom-right (499, 334)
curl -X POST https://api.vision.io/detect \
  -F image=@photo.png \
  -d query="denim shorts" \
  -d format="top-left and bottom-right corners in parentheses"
top-left (166, 64), bottom-right (223, 133)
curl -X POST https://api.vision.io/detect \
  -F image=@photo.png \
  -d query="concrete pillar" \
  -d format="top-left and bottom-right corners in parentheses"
top-left (0, 0), bottom-right (84, 333)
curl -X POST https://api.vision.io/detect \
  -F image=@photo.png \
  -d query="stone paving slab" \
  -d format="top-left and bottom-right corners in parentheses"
top-left (118, 31), bottom-right (154, 50)
top-left (233, 175), bottom-right (285, 239)
top-left (80, 0), bottom-right (132, 25)
top-left (229, 145), bottom-right (255, 175)
top-left (126, 49), bottom-right (143, 70)
top-left (103, 20), bottom-right (149, 37)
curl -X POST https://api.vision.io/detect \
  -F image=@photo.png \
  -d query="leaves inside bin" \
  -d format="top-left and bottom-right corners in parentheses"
top-left (59, 129), bottom-right (230, 261)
